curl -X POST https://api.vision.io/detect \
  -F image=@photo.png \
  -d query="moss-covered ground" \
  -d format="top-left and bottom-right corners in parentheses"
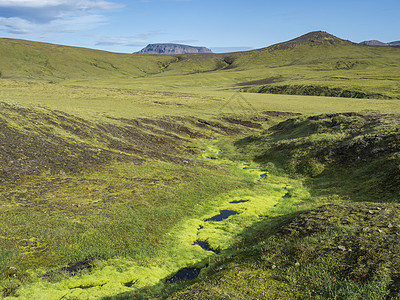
top-left (2, 105), bottom-right (399, 299)
top-left (153, 112), bottom-right (400, 300)
top-left (0, 32), bottom-right (400, 299)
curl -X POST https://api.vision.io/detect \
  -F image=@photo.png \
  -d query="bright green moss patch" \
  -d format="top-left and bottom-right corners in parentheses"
top-left (161, 202), bottom-right (400, 299)
top-left (4, 168), bottom-right (302, 299)
top-left (1, 113), bottom-right (307, 299)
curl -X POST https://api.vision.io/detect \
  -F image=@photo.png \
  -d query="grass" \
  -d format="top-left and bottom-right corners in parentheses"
top-left (149, 112), bottom-right (400, 300)
top-left (1, 31), bottom-right (400, 98)
top-left (163, 201), bottom-right (400, 299)
top-left (0, 31), bottom-right (400, 299)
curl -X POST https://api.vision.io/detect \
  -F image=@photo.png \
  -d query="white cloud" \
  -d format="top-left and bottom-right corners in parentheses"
top-left (170, 39), bottom-right (199, 44)
top-left (95, 36), bottom-right (149, 47)
top-left (0, 14), bottom-right (106, 34)
top-left (0, 0), bottom-right (122, 10)
top-left (93, 31), bottom-right (167, 48)
top-left (0, 0), bottom-right (123, 35)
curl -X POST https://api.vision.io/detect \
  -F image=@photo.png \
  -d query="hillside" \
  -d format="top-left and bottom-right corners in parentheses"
top-left (134, 43), bottom-right (212, 55)
top-left (0, 38), bottom-right (175, 81)
top-left (149, 112), bottom-right (400, 300)
top-left (0, 31), bottom-right (399, 99)
top-left (1, 31), bottom-right (400, 299)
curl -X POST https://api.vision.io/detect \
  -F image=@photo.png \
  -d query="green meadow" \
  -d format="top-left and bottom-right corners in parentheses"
top-left (1, 31), bottom-right (400, 299)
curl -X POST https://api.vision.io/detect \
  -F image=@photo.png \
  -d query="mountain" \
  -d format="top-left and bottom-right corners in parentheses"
top-left (360, 40), bottom-right (388, 46)
top-left (389, 41), bottom-right (400, 46)
top-left (360, 40), bottom-right (400, 47)
top-left (134, 43), bottom-right (213, 55)
top-left (268, 31), bottom-right (353, 51)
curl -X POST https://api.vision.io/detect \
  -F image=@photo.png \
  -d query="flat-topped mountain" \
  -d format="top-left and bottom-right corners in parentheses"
top-left (134, 43), bottom-right (213, 55)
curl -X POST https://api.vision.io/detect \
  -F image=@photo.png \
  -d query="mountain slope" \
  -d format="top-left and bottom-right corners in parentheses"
top-left (270, 31), bottom-right (354, 50)
top-left (0, 38), bottom-right (175, 81)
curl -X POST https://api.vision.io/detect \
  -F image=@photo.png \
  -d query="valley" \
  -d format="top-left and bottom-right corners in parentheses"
top-left (0, 31), bottom-right (400, 299)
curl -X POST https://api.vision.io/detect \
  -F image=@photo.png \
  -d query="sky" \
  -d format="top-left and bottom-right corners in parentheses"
top-left (0, 0), bottom-right (399, 53)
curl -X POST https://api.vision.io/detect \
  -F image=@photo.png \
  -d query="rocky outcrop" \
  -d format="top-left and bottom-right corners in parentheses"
top-left (133, 43), bottom-right (212, 55)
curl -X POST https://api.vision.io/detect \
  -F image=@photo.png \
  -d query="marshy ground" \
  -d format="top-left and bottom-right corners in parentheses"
top-left (1, 101), bottom-right (399, 299)
top-left (1, 32), bottom-right (400, 299)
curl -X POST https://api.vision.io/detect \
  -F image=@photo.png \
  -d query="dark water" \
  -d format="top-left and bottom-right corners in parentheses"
top-left (260, 173), bottom-right (267, 178)
top-left (193, 240), bottom-right (219, 254)
top-left (205, 210), bottom-right (239, 222)
top-left (283, 192), bottom-right (290, 199)
top-left (229, 200), bottom-right (248, 204)
top-left (124, 280), bottom-right (137, 287)
top-left (167, 268), bottom-right (201, 283)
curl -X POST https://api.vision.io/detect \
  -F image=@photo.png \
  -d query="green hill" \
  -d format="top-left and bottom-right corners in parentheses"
top-left (1, 31), bottom-right (400, 299)
top-left (1, 31), bottom-right (400, 98)
top-left (0, 38), bottom-right (175, 81)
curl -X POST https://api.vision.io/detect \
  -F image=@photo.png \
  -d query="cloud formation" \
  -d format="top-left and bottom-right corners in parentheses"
top-left (94, 31), bottom-right (167, 49)
top-left (0, 0), bottom-right (121, 9)
top-left (0, 0), bottom-right (123, 34)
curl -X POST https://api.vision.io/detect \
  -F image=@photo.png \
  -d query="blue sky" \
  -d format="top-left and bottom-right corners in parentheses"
top-left (0, 0), bottom-right (399, 53)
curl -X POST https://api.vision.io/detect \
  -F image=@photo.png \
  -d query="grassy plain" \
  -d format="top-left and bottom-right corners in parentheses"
top-left (1, 32), bottom-right (400, 299)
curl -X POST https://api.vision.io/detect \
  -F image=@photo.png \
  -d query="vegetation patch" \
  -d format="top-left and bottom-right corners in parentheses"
top-left (164, 202), bottom-right (400, 299)
top-left (235, 112), bottom-right (400, 201)
top-left (245, 84), bottom-right (392, 99)
top-left (1, 32), bottom-right (400, 299)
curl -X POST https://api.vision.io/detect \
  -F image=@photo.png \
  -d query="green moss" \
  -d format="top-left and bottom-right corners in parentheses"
top-left (0, 36), bottom-right (399, 299)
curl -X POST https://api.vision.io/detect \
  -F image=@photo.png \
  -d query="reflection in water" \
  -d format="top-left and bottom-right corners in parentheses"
top-left (167, 268), bottom-right (201, 283)
top-left (229, 200), bottom-right (248, 204)
top-left (193, 240), bottom-right (219, 254)
top-left (205, 210), bottom-right (239, 222)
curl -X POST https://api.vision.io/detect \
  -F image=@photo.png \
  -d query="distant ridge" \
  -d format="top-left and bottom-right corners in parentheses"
top-left (134, 43), bottom-right (213, 55)
top-left (360, 40), bottom-right (400, 47)
top-left (360, 40), bottom-right (388, 46)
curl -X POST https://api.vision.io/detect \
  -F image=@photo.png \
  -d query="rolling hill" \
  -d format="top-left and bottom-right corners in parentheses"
top-left (1, 31), bottom-right (400, 299)
top-left (1, 31), bottom-right (399, 98)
